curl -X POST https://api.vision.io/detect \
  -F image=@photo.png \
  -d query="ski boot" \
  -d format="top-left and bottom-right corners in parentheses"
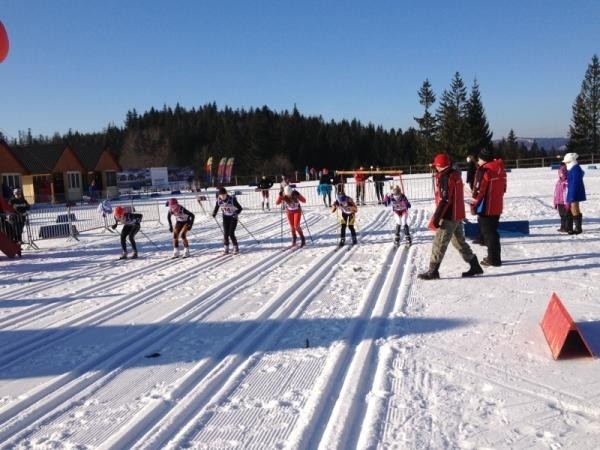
top-left (183, 247), bottom-right (190, 257)
top-left (352, 236), bottom-right (357, 245)
top-left (119, 251), bottom-right (127, 260)
top-left (404, 225), bottom-right (412, 246)
top-left (232, 245), bottom-right (239, 254)
top-left (300, 235), bottom-right (306, 247)
top-left (338, 238), bottom-right (345, 247)
top-left (131, 251), bottom-right (138, 259)
top-left (394, 225), bottom-right (401, 247)
top-left (223, 245), bottom-right (230, 255)
top-left (172, 247), bottom-right (180, 258)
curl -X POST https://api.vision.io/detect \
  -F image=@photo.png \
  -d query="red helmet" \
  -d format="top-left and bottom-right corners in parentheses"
top-left (168, 198), bottom-right (178, 206)
top-left (114, 206), bottom-right (125, 218)
top-left (432, 153), bottom-right (450, 168)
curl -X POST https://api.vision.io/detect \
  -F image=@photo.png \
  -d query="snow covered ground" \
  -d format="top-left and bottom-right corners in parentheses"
top-left (1, 166), bottom-right (599, 449)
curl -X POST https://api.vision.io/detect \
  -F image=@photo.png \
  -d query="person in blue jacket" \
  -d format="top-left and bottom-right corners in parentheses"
top-left (563, 152), bottom-right (586, 234)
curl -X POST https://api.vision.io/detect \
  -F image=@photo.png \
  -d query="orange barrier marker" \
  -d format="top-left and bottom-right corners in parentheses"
top-left (540, 293), bottom-right (593, 360)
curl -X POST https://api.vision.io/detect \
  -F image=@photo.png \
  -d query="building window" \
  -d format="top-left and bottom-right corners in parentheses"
top-left (105, 171), bottom-right (117, 187)
top-left (2, 173), bottom-right (21, 189)
top-left (67, 172), bottom-right (81, 189)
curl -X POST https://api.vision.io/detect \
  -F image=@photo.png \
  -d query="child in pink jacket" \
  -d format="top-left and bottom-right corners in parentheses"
top-left (553, 163), bottom-right (570, 233)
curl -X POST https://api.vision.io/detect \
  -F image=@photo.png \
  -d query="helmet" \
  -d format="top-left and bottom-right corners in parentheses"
top-left (284, 186), bottom-right (293, 196)
top-left (168, 198), bottom-right (178, 206)
top-left (337, 193), bottom-right (347, 203)
top-left (562, 152), bottom-right (579, 164)
top-left (114, 206), bottom-right (125, 218)
top-left (432, 153), bottom-right (450, 168)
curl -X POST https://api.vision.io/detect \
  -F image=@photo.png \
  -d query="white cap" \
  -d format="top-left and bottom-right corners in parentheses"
top-left (284, 185), bottom-right (293, 196)
top-left (562, 152), bottom-right (579, 164)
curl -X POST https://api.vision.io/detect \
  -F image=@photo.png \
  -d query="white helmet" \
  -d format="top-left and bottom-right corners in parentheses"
top-left (284, 185), bottom-right (293, 196)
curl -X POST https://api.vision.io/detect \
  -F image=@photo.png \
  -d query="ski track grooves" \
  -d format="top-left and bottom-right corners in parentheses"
top-left (0, 243), bottom-right (290, 442)
top-left (0, 213), bottom-right (337, 446)
top-left (289, 210), bottom-right (425, 450)
top-left (108, 210), bottom-right (390, 449)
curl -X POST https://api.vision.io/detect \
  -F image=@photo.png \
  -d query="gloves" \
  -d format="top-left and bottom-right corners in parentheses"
top-left (186, 223), bottom-right (193, 230)
top-left (111, 224), bottom-right (117, 230)
top-left (212, 213), bottom-right (217, 218)
top-left (169, 226), bottom-right (173, 233)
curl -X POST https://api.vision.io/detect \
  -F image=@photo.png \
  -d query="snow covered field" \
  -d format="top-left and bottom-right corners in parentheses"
top-left (1, 166), bottom-right (599, 449)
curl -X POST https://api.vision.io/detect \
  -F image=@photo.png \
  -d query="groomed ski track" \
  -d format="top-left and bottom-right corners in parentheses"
top-left (0, 206), bottom-right (428, 449)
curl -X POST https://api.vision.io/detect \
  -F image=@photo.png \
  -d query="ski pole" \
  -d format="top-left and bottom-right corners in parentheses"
top-left (139, 229), bottom-right (159, 249)
top-left (237, 218), bottom-right (260, 244)
top-left (301, 209), bottom-right (313, 243)
top-left (213, 215), bottom-right (224, 233)
top-left (280, 203), bottom-right (283, 245)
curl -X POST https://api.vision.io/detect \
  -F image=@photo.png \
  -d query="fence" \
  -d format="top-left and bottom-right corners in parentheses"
top-left (5, 174), bottom-right (432, 248)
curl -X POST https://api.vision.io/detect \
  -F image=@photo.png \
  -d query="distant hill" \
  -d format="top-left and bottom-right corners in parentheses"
top-left (494, 137), bottom-right (568, 151)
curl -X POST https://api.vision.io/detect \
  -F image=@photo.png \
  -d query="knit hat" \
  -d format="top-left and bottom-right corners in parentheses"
top-left (432, 153), bottom-right (450, 168)
top-left (562, 152), bottom-right (578, 164)
top-left (218, 187), bottom-right (227, 195)
top-left (478, 148), bottom-right (494, 161)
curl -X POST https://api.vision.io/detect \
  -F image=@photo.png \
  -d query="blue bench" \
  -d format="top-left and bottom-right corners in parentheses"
top-left (464, 220), bottom-right (529, 238)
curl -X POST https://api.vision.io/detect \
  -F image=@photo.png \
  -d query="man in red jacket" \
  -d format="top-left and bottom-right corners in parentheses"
top-left (471, 148), bottom-right (507, 267)
top-left (419, 153), bottom-right (483, 280)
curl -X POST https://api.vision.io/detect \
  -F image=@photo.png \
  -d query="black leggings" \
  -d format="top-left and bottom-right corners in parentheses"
top-left (121, 224), bottom-right (140, 252)
top-left (223, 216), bottom-right (238, 246)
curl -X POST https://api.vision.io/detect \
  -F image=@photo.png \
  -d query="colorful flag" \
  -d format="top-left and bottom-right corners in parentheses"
top-left (217, 157), bottom-right (227, 183)
top-left (224, 157), bottom-right (235, 184)
top-left (204, 157), bottom-right (213, 184)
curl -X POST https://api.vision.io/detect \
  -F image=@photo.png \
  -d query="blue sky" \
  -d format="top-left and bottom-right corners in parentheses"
top-left (1, 0), bottom-right (599, 141)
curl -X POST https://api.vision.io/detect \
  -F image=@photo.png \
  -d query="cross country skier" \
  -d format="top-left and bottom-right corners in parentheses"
top-left (111, 206), bottom-right (142, 259)
top-left (331, 189), bottom-right (358, 246)
top-left (276, 185), bottom-right (306, 248)
top-left (383, 185), bottom-right (412, 246)
top-left (212, 187), bottom-right (243, 254)
top-left (167, 198), bottom-right (195, 258)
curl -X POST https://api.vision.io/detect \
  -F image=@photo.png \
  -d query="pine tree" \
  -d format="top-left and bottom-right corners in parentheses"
top-left (465, 79), bottom-right (493, 157)
top-left (568, 54), bottom-right (600, 154)
top-left (414, 79), bottom-right (437, 161)
top-left (435, 72), bottom-right (468, 158)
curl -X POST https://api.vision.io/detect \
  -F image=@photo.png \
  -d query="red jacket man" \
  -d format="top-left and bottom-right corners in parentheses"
top-left (419, 153), bottom-right (483, 280)
top-left (470, 149), bottom-right (507, 267)
top-left (471, 158), bottom-right (506, 216)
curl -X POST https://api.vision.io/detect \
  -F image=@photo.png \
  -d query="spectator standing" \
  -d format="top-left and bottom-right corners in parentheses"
top-left (471, 148), bottom-right (507, 267)
top-left (418, 154), bottom-right (483, 280)
top-left (257, 176), bottom-right (274, 211)
top-left (553, 163), bottom-right (570, 233)
top-left (8, 188), bottom-right (30, 244)
top-left (372, 167), bottom-right (386, 204)
top-left (563, 152), bottom-right (586, 234)
top-left (88, 179), bottom-right (97, 203)
top-left (354, 167), bottom-right (366, 205)
top-left (318, 168), bottom-right (333, 207)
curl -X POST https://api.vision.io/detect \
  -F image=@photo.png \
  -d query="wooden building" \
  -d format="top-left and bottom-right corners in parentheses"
top-left (0, 141), bottom-right (121, 204)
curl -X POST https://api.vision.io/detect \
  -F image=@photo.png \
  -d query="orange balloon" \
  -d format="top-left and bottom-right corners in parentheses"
top-left (0, 21), bottom-right (9, 63)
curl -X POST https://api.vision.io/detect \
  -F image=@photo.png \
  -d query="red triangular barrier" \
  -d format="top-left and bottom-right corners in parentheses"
top-left (540, 293), bottom-right (594, 360)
